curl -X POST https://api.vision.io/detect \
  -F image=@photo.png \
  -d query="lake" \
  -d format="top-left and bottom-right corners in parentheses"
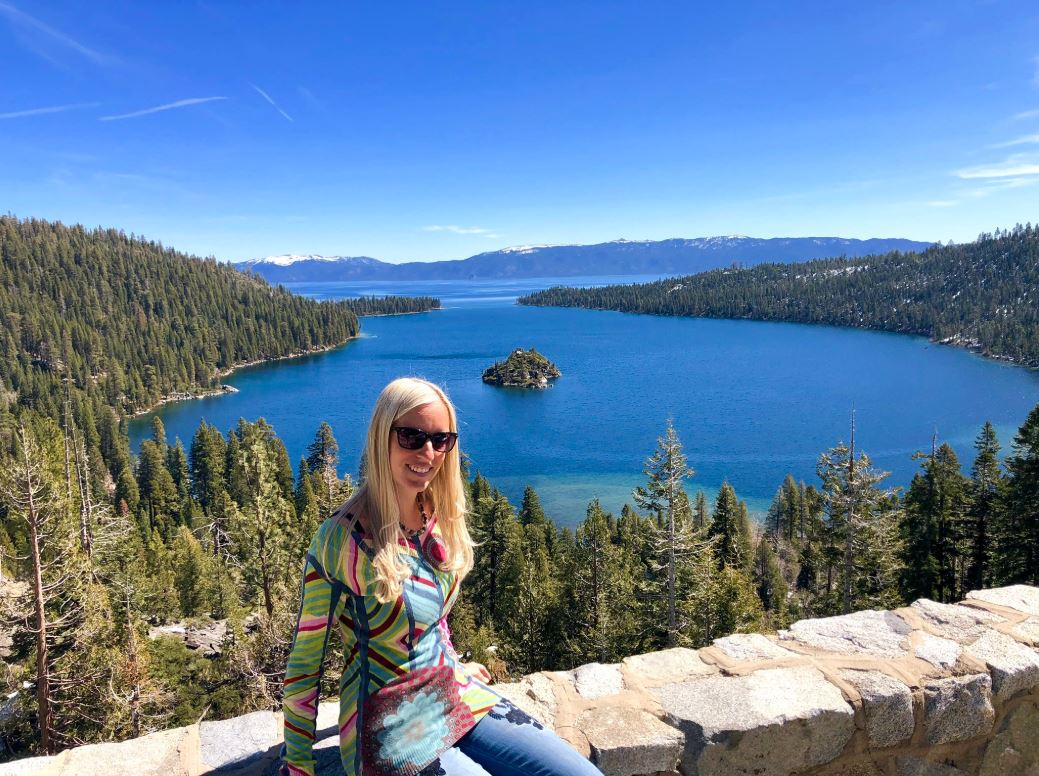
top-left (129, 276), bottom-right (1039, 527)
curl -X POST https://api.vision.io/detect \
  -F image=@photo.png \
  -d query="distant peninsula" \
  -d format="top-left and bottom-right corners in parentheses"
top-left (482, 348), bottom-right (561, 388)
top-left (519, 225), bottom-right (1039, 368)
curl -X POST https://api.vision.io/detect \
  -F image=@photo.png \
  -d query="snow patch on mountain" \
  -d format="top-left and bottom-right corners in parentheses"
top-left (241, 255), bottom-right (377, 267)
top-left (499, 244), bottom-right (566, 254)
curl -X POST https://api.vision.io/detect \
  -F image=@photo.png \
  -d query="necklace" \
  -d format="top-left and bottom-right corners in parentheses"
top-left (399, 495), bottom-right (429, 539)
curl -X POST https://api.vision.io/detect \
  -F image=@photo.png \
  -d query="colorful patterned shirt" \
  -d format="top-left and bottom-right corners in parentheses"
top-left (282, 513), bottom-right (499, 776)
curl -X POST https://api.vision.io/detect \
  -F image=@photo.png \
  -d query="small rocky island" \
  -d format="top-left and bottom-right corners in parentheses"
top-left (482, 348), bottom-right (561, 388)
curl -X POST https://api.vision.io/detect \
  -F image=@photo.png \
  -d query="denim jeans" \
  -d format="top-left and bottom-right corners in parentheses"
top-left (418, 699), bottom-right (604, 776)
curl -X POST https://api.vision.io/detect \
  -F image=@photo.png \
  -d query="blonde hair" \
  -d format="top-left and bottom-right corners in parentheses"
top-left (330, 377), bottom-right (473, 603)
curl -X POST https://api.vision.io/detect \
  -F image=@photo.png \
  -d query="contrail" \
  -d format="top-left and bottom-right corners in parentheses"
top-left (99, 96), bottom-right (227, 121)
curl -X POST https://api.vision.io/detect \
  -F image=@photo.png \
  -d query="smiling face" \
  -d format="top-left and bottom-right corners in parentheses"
top-left (389, 400), bottom-right (452, 500)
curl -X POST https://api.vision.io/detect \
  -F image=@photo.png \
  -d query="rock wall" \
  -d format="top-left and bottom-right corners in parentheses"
top-left (3, 585), bottom-right (1039, 776)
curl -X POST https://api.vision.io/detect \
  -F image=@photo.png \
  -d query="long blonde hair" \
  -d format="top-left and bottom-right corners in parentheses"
top-left (331, 377), bottom-right (473, 602)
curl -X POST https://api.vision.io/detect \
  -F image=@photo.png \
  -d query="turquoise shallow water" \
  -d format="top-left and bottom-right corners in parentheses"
top-left (129, 276), bottom-right (1039, 527)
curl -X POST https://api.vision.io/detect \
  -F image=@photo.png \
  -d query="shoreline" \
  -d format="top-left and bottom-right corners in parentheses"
top-left (127, 306), bottom-right (441, 419)
top-left (354, 307), bottom-right (441, 318)
top-left (519, 301), bottom-right (1039, 371)
top-left (129, 338), bottom-right (357, 418)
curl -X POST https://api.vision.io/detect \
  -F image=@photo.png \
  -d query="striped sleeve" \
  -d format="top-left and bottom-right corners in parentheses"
top-left (438, 617), bottom-right (461, 661)
top-left (282, 523), bottom-right (344, 776)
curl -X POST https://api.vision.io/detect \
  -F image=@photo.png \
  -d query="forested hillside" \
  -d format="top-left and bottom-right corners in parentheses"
top-left (335, 295), bottom-right (439, 317)
top-left (0, 217), bottom-right (434, 419)
top-left (520, 225), bottom-right (1039, 366)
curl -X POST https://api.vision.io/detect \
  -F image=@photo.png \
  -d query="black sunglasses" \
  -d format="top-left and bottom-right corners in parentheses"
top-left (391, 426), bottom-right (458, 452)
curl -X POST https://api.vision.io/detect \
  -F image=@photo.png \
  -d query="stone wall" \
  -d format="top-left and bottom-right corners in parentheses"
top-left (3, 585), bottom-right (1039, 776)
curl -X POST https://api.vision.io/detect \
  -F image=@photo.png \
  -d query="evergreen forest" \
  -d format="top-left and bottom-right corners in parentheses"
top-left (520, 225), bottom-right (1039, 366)
top-left (0, 216), bottom-right (438, 419)
top-left (0, 217), bottom-right (1038, 761)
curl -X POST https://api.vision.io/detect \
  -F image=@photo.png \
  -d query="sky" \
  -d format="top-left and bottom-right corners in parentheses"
top-left (2, 2), bottom-right (1039, 264)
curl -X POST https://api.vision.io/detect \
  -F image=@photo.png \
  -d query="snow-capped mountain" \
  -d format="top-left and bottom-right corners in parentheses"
top-left (233, 236), bottom-right (934, 283)
top-left (238, 254), bottom-right (371, 267)
top-left (234, 255), bottom-right (391, 281)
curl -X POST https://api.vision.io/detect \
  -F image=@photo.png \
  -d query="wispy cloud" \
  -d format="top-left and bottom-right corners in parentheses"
top-left (956, 154), bottom-right (1039, 179)
top-left (423, 224), bottom-right (497, 236)
top-left (990, 134), bottom-right (1039, 149)
top-left (0, 2), bottom-right (108, 64)
top-left (100, 96), bottom-right (227, 121)
top-left (249, 84), bottom-right (293, 122)
top-left (961, 176), bottom-right (1039, 200)
top-left (0, 101), bottom-right (99, 119)
top-left (1013, 108), bottom-right (1039, 120)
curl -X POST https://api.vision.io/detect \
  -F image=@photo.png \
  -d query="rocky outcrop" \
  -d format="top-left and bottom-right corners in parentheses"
top-left (3, 585), bottom-right (1039, 776)
top-left (149, 620), bottom-right (228, 658)
top-left (481, 348), bottom-right (561, 388)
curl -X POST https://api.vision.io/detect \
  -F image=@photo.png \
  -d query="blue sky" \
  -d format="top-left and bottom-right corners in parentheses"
top-left (2, 2), bottom-right (1038, 263)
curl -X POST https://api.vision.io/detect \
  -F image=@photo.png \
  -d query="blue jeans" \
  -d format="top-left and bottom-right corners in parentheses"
top-left (419, 699), bottom-right (604, 776)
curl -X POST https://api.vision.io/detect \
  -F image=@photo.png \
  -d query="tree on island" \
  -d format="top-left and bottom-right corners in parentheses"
top-left (482, 348), bottom-right (561, 388)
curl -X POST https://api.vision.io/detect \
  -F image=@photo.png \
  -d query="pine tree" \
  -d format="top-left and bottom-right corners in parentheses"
top-left (633, 419), bottom-right (697, 646)
top-left (1, 423), bottom-right (62, 751)
top-left (304, 422), bottom-right (349, 519)
top-left (188, 420), bottom-right (227, 513)
top-left (469, 472), bottom-right (491, 507)
top-left (90, 497), bottom-right (172, 739)
top-left (966, 422), bottom-right (1002, 590)
top-left (115, 466), bottom-right (140, 519)
top-left (0, 421), bottom-right (122, 752)
top-left (765, 475), bottom-right (804, 541)
top-left (467, 492), bottom-right (522, 630)
top-left (753, 535), bottom-right (788, 625)
top-left (305, 421), bottom-right (338, 475)
top-left (901, 440), bottom-right (970, 602)
top-left (816, 429), bottom-right (904, 614)
top-left (504, 521), bottom-right (558, 673)
top-left (136, 440), bottom-right (178, 539)
top-left (170, 526), bottom-right (216, 617)
top-left (711, 566), bottom-right (764, 637)
top-left (294, 458), bottom-right (321, 552)
top-left (992, 402), bottom-right (1039, 585)
top-left (150, 417), bottom-right (167, 455)
top-left (227, 422), bottom-right (296, 618)
top-left (519, 485), bottom-right (547, 529)
top-left (166, 439), bottom-right (190, 502)
top-left (692, 490), bottom-right (709, 530)
top-left (562, 500), bottom-right (634, 664)
top-left (708, 482), bottom-right (753, 573)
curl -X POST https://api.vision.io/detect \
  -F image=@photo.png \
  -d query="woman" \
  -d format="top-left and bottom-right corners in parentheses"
top-left (282, 377), bottom-right (602, 776)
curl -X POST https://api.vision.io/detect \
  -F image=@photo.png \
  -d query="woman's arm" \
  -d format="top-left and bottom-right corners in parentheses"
top-left (438, 617), bottom-right (492, 683)
top-left (281, 543), bottom-right (341, 776)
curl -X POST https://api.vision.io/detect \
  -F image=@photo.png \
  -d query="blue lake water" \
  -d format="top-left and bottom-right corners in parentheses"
top-left (129, 277), bottom-right (1039, 527)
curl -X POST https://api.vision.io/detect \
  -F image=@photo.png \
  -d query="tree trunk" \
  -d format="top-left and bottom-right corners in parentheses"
top-left (844, 417), bottom-right (856, 614)
top-left (20, 432), bottom-right (53, 753)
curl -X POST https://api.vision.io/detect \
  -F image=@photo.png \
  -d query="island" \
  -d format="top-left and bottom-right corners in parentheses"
top-left (482, 348), bottom-right (561, 388)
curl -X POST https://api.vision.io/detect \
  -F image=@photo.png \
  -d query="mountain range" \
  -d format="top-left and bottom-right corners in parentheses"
top-left (233, 236), bottom-right (935, 283)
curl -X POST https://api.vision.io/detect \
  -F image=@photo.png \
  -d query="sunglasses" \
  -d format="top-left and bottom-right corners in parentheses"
top-left (391, 426), bottom-right (458, 452)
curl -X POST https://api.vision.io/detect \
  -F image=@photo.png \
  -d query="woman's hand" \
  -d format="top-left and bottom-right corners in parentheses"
top-left (462, 661), bottom-right (492, 683)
